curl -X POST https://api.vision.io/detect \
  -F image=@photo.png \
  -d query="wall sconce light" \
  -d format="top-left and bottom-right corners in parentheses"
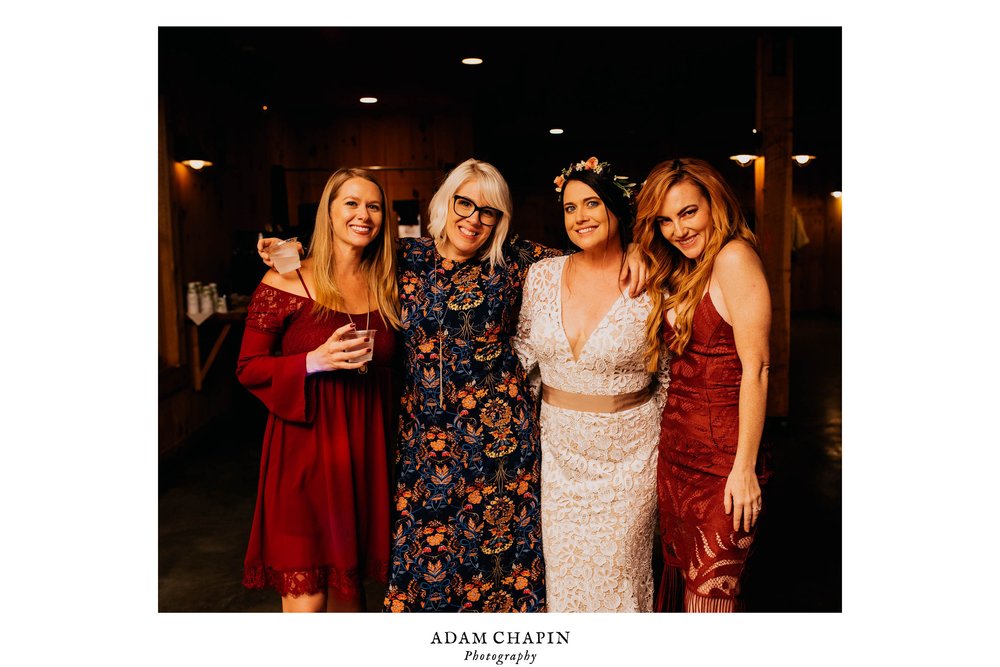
top-left (730, 154), bottom-right (759, 167)
top-left (176, 137), bottom-right (214, 170)
top-left (181, 159), bottom-right (214, 170)
top-left (792, 154), bottom-right (816, 167)
top-left (830, 190), bottom-right (842, 199)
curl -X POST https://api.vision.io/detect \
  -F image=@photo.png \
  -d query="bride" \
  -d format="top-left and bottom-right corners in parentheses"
top-left (514, 157), bottom-right (669, 612)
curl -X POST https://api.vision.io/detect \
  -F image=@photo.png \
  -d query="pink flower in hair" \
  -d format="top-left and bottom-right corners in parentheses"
top-left (585, 157), bottom-right (599, 170)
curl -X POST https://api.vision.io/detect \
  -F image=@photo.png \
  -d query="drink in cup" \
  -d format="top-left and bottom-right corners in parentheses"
top-left (344, 329), bottom-right (376, 363)
top-left (270, 237), bottom-right (301, 274)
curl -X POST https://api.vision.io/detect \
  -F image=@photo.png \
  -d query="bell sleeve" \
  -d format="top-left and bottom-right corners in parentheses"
top-left (235, 286), bottom-right (315, 424)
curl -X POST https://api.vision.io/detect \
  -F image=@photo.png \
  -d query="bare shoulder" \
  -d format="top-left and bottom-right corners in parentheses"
top-left (260, 260), bottom-right (311, 297)
top-left (715, 240), bottom-right (764, 281)
top-left (711, 240), bottom-right (769, 325)
top-left (260, 268), bottom-right (292, 289)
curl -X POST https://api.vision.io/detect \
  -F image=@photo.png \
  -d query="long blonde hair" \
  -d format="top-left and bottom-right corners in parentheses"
top-left (634, 158), bottom-right (758, 369)
top-left (426, 158), bottom-right (512, 270)
top-left (307, 168), bottom-right (401, 329)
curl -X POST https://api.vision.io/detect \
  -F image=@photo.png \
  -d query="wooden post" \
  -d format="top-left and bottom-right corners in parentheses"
top-left (159, 96), bottom-right (181, 367)
top-left (755, 33), bottom-right (794, 417)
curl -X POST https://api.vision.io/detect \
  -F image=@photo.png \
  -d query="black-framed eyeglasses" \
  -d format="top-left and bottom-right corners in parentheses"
top-left (452, 195), bottom-right (503, 227)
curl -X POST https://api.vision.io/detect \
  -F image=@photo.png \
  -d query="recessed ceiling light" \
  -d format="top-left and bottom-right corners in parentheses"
top-left (549, 128), bottom-right (564, 135)
top-left (462, 57), bottom-right (483, 65)
top-left (360, 97), bottom-right (378, 104)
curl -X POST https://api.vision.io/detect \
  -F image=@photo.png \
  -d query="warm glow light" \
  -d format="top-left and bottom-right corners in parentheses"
top-left (262, 104), bottom-right (268, 111)
top-left (360, 97), bottom-right (378, 104)
top-left (792, 154), bottom-right (816, 166)
top-left (729, 154), bottom-right (758, 167)
top-left (549, 128), bottom-right (564, 135)
top-left (462, 57), bottom-right (484, 65)
top-left (831, 191), bottom-right (842, 199)
top-left (181, 159), bottom-right (213, 170)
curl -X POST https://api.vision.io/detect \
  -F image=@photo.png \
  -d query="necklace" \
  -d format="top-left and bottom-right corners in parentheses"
top-left (345, 290), bottom-right (371, 375)
top-left (433, 247), bottom-right (446, 406)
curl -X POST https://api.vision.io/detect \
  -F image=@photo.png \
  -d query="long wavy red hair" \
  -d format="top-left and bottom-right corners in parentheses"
top-left (633, 158), bottom-right (758, 370)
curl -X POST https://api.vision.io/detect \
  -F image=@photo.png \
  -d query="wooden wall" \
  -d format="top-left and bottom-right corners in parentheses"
top-left (791, 190), bottom-right (842, 315)
top-left (158, 91), bottom-right (839, 453)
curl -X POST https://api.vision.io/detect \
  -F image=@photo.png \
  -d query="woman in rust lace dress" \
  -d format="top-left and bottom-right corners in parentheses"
top-left (634, 158), bottom-right (771, 612)
top-left (237, 168), bottom-right (400, 612)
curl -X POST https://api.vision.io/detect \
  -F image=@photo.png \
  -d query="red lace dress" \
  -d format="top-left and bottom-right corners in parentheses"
top-left (236, 280), bottom-right (397, 599)
top-left (656, 292), bottom-right (765, 612)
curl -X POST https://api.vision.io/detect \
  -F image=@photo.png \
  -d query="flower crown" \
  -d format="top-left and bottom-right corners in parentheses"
top-left (553, 156), bottom-right (637, 200)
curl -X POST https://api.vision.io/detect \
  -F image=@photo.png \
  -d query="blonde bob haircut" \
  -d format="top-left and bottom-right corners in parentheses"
top-left (426, 158), bottom-right (512, 270)
top-left (307, 167), bottom-right (401, 329)
top-left (634, 157), bottom-right (758, 369)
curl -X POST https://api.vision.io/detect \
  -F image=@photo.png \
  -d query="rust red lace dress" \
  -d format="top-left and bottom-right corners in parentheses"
top-left (656, 292), bottom-right (765, 612)
top-left (236, 279), bottom-right (397, 599)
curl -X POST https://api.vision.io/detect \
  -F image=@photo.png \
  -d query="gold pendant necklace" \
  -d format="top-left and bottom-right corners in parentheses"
top-left (346, 291), bottom-right (371, 375)
top-left (434, 250), bottom-right (444, 406)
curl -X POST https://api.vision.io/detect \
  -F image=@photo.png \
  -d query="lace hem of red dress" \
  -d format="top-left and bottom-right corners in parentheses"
top-left (243, 559), bottom-right (388, 598)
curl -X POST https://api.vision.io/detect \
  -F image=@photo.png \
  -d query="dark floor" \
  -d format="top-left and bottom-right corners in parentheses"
top-left (159, 315), bottom-right (841, 612)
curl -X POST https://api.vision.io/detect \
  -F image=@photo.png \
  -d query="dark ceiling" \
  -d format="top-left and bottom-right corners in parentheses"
top-left (160, 27), bottom-right (841, 192)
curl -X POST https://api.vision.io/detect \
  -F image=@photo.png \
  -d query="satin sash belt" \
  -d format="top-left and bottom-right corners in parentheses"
top-left (541, 383), bottom-right (654, 414)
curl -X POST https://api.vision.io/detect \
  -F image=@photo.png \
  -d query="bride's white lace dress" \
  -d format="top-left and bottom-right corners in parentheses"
top-left (514, 255), bottom-right (669, 612)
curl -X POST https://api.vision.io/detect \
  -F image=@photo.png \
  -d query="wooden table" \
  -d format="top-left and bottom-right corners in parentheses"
top-left (187, 309), bottom-right (247, 391)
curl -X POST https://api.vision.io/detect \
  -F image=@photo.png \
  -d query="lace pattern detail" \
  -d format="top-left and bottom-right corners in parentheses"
top-left (243, 558), bottom-right (388, 599)
top-left (245, 283), bottom-right (310, 334)
top-left (514, 256), bottom-right (668, 612)
top-left (657, 291), bottom-right (763, 611)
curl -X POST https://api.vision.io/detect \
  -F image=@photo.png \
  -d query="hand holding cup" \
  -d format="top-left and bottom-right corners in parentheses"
top-left (258, 236), bottom-right (304, 271)
top-left (305, 324), bottom-right (373, 373)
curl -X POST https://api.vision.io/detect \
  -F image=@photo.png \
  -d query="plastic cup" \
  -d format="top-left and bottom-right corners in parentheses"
top-left (344, 329), bottom-right (376, 363)
top-left (270, 237), bottom-right (301, 274)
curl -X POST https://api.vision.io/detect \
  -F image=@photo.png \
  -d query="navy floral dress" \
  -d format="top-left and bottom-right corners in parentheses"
top-left (384, 236), bottom-right (562, 612)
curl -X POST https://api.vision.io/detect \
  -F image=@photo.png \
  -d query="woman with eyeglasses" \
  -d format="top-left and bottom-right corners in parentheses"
top-left (634, 158), bottom-right (770, 612)
top-left (513, 157), bottom-right (669, 612)
top-left (260, 158), bottom-right (645, 612)
top-left (381, 158), bottom-right (562, 612)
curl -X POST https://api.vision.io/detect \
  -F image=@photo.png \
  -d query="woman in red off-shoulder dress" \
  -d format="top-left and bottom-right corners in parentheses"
top-left (237, 168), bottom-right (401, 612)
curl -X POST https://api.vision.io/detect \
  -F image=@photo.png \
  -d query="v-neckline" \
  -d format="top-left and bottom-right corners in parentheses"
top-left (557, 255), bottom-right (626, 363)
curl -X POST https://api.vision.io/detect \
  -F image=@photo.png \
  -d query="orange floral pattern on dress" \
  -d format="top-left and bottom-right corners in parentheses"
top-left (384, 237), bottom-right (562, 612)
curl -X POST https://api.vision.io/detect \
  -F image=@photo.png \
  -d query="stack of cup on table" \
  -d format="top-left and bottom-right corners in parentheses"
top-left (187, 281), bottom-right (227, 318)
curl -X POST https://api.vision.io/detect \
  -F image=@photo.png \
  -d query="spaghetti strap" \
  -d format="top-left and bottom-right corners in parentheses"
top-left (295, 269), bottom-right (312, 300)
